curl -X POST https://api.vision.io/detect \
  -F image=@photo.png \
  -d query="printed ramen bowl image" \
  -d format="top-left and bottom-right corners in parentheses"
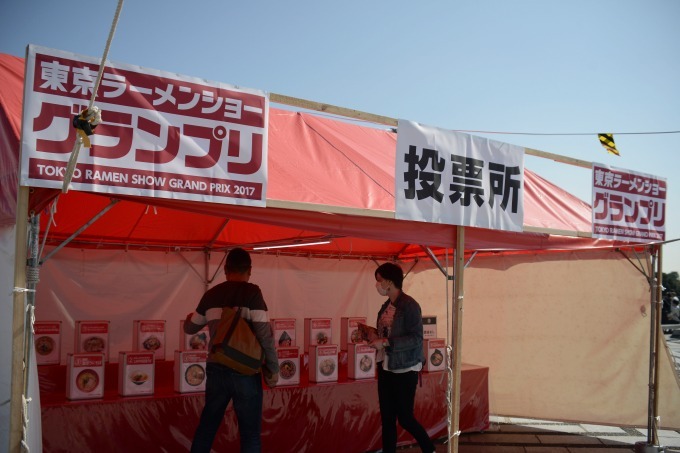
top-left (315, 332), bottom-right (328, 345)
top-left (350, 329), bottom-right (362, 344)
top-left (129, 370), bottom-right (149, 385)
top-left (35, 336), bottom-right (55, 355)
top-left (280, 360), bottom-right (296, 380)
top-left (82, 336), bottom-right (105, 353)
top-left (319, 359), bottom-right (335, 376)
top-left (278, 331), bottom-right (292, 347)
top-left (185, 364), bottom-right (205, 386)
top-left (189, 333), bottom-right (207, 350)
top-left (143, 336), bottom-right (162, 351)
top-left (76, 369), bottom-right (99, 393)
top-left (430, 349), bottom-right (444, 367)
top-left (359, 355), bottom-right (373, 372)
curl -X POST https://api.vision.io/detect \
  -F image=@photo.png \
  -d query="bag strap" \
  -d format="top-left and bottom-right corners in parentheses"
top-left (219, 283), bottom-right (255, 343)
top-left (223, 306), bottom-right (242, 341)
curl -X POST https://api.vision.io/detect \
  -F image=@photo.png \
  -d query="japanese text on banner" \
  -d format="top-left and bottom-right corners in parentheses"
top-left (395, 120), bottom-right (524, 231)
top-left (20, 45), bottom-right (269, 207)
top-left (591, 163), bottom-right (666, 242)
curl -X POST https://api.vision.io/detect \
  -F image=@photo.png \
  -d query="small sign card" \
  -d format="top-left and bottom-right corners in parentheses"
top-left (423, 316), bottom-right (437, 339)
top-left (179, 320), bottom-right (210, 351)
top-left (66, 352), bottom-right (105, 400)
top-left (340, 317), bottom-right (366, 350)
top-left (34, 321), bottom-right (61, 365)
top-left (348, 343), bottom-right (376, 380)
top-left (174, 350), bottom-right (208, 393)
top-left (272, 318), bottom-right (296, 348)
top-left (118, 351), bottom-right (155, 397)
top-left (74, 320), bottom-right (110, 361)
top-left (304, 318), bottom-right (332, 350)
top-left (274, 346), bottom-right (300, 387)
top-left (309, 344), bottom-right (338, 383)
top-left (133, 320), bottom-right (166, 360)
top-left (423, 338), bottom-right (446, 372)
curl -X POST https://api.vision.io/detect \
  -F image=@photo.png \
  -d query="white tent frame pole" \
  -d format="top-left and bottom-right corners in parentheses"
top-left (449, 226), bottom-right (465, 453)
top-left (204, 250), bottom-right (211, 293)
top-left (39, 199), bottom-right (119, 264)
top-left (9, 186), bottom-right (29, 453)
top-left (650, 245), bottom-right (663, 446)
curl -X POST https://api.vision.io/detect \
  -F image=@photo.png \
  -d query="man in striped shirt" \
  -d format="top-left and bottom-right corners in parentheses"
top-left (185, 247), bottom-right (279, 453)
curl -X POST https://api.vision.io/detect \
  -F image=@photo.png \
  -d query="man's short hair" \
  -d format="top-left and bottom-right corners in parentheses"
top-left (225, 247), bottom-right (252, 273)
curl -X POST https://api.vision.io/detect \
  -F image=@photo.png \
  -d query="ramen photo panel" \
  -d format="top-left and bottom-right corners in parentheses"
top-left (34, 321), bottom-right (61, 365)
top-left (309, 344), bottom-right (338, 383)
top-left (118, 351), bottom-right (155, 397)
top-left (174, 350), bottom-right (208, 393)
top-left (75, 320), bottom-right (110, 362)
top-left (66, 352), bottom-right (105, 400)
top-left (133, 320), bottom-right (166, 360)
top-left (304, 318), bottom-right (332, 351)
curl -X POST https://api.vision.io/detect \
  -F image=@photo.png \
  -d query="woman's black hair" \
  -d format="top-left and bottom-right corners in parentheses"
top-left (375, 262), bottom-right (404, 289)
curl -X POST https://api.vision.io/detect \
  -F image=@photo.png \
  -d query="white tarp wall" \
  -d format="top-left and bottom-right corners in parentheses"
top-left (407, 249), bottom-right (680, 429)
top-left (0, 224), bottom-right (15, 451)
top-left (35, 248), bottom-right (382, 362)
top-left (30, 246), bottom-right (680, 430)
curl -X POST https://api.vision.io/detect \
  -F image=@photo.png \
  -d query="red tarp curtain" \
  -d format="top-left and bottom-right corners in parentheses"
top-left (38, 358), bottom-right (489, 452)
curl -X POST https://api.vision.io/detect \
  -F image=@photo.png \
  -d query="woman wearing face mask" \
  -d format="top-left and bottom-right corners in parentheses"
top-left (369, 262), bottom-right (435, 453)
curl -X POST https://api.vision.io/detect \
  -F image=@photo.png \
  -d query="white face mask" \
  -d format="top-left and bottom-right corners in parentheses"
top-left (376, 281), bottom-right (389, 296)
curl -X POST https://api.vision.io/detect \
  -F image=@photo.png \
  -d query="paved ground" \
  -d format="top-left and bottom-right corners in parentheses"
top-left (392, 332), bottom-right (680, 453)
top-left (393, 416), bottom-right (680, 452)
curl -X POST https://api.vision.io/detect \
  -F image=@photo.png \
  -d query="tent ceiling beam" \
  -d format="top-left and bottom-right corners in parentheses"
top-left (396, 243), bottom-right (413, 259)
top-left (267, 199), bottom-right (394, 219)
top-left (465, 251), bottom-right (478, 269)
top-left (269, 93), bottom-right (398, 127)
top-left (214, 234), bottom-right (343, 253)
top-left (522, 225), bottom-right (593, 238)
top-left (207, 218), bottom-right (231, 249)
top-left (618, 247), bottom-right (653, 283)
top-left (402, 258), bottom-right (420, 280)
top-left (39, 199), bottom-right (120, 265)
top-left (270, 199), bottom-right (594, 240)
top-left (207, 252), bottom-right (229, 286)
top-left (420, 245), bottom-right (453, 281)
top-left (174, 250), bottom-right (204, 283)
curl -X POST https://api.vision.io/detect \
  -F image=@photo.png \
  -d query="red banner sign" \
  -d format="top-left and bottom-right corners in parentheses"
top-left (21, 45), bottom-right (269, 206)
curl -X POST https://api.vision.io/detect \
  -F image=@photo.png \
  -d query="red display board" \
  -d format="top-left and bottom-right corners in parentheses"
top-left (39, 355), bottom-right (489, 452)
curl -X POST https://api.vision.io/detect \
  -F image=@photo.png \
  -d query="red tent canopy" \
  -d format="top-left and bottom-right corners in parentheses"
top-left (0, 53), bottom-right (622, 258)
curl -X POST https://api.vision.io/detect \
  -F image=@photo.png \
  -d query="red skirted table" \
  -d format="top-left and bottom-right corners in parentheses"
top-left (38, 355), bottom-right (489, 452)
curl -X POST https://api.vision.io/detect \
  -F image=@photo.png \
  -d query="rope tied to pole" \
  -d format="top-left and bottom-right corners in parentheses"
top-left (20, 395), bottom-right (32, 453)
top-left (445, 343), bottom-right (454, 443)
top-left (72, 106), bottom-right (102, 148)
top-left (62, 0), bottom-right (125, 193)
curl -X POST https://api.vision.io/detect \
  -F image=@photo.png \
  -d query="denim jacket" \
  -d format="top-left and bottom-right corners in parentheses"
top-left (377, 292), bottom-right (424, 371)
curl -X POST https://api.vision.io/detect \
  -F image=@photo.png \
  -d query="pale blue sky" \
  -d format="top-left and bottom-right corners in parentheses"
top-left (1, 0), bottom-right (679, 270)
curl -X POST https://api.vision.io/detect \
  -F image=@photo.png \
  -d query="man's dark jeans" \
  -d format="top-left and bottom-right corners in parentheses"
top-left (190, 362), bottom-right (263, 453)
